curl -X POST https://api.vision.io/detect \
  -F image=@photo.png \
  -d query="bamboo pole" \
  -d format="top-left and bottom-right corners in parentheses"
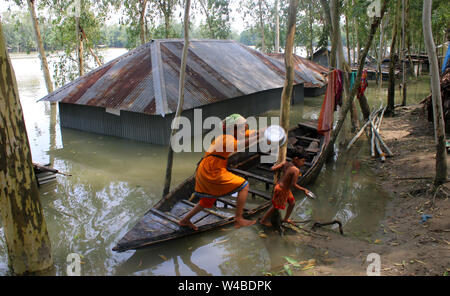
top-left (162, 0), bottom-right (191, 197)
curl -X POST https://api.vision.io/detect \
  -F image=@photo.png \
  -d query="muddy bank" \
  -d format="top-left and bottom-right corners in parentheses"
top-left (278, 104), bottom-right (449, 276)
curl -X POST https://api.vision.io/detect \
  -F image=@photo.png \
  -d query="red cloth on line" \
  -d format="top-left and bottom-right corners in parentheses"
top-left (357, 70), bottom-right (368, 99)
top-left (318, 69), bottom-right (343, 145)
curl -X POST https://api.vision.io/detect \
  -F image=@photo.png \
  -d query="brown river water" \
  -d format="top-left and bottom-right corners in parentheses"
top-left (0, 49), bottom-right (431, 275)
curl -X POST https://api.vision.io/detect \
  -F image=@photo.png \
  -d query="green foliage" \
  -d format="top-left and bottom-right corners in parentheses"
top-left (197, 0), bottom-right (231, 39)
top-left (1, 11), bottom-right (35, 53)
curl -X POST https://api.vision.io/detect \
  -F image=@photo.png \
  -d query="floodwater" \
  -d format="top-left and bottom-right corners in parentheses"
top-left (0, 49), bottom-right (431, 275)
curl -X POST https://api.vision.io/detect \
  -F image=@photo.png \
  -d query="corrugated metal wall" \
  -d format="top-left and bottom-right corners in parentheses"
top-left (59, 84), bottom-right (304, 145)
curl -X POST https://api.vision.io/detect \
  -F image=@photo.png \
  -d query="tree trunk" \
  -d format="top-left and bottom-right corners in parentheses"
top-left (329, 0), bottom-right (339, 68)
top-left (311, 0), bottom-right (387, 180)
top-left (164, 14), bottom-right (170, 38)
top-left (345, 13), bottom-right (351, 66)
top-left (258, 0), bottom-right (266, 53)
top-left (162, 0), bottom-right (191, 197)
top-left (199, 0), bottom-right (214, 39)
top-left (345, 11), bottom-right (359, 132)
top-left (330, 0), bottom-right (356, 139)
top-left (377, 18), bottom-right (385, 87)
top-left (275, 0), bottom-right (280, 53)
top-left (139, 0), bottom-right (148, 45)
top-left (27, 0), bottom-right (53, 95)
top-left (276, 0), bottom-right (299, 170)
top-left (423, 0), bottom-right (447, 186)
top-left (308, 0), bottom-right (314, 60)
top-left (405, 0), bottom-right (416, 77)
top-left (401, 0), bottom-right (407, 106)
top-left (319, 0), bottom-right (332, 64)
top-left (75, 16), bottom-right (84, 76)
top-left (0, 21), bottom-right (54, 275)
top-left (387, 0), bottom-right (400, 115)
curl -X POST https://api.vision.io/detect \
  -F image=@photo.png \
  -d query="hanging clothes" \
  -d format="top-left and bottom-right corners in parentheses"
top-left (349, 71), bottom-right (357, 90)
top-left (357, 70), bottom-right (368, 99)
top-left (318, 69), bottom-right (343, 145)
top-left (443, 46), bottom-right (450, 74)
top-left (334, 70), bottom-right (343, 110)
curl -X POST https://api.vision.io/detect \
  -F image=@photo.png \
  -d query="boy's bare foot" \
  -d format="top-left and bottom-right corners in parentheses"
top-left (179, 219), bottom-right (198, 231)
top-left (234, 217), bottom-right (256, 228)
top-left (282, 219), bottom-right (293, 224)
top-left (258, 218), bottom-right (272, 227)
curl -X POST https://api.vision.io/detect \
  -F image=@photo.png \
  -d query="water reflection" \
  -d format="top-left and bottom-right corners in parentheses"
top-left (0, 49), bottom-right (431, 275)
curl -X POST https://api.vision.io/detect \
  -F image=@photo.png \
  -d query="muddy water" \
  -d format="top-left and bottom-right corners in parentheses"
top-left (0, 51), bottom-right (431, 275)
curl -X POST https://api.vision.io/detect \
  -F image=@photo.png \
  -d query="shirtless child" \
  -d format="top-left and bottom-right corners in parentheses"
top-left (259, 157), bottom-right (310, 227)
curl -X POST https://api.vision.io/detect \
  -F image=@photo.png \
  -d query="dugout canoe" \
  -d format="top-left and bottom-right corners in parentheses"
top-left (112, 121), bottom-right (326, 252)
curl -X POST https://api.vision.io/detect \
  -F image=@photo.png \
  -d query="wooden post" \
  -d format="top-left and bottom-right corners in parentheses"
top-left (423, 0), bottom-right (448, 185)
top-left (162, 0), bottom-right (191, 197)
top-left (0, 21), bottom-right (54, 275)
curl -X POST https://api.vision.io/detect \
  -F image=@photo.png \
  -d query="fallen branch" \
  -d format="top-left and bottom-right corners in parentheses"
top-left (347, 106), bottom-right (384, 150)
top-left (33, 164), bottom-right (72, 176)
top-left (370, 121), bottom-right (393, 156)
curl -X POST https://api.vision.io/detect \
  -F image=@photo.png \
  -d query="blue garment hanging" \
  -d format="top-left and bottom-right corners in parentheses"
top-left (349, 71), bottom-right (357, 90)
top-left (443, 45), bottom-right (450, 74)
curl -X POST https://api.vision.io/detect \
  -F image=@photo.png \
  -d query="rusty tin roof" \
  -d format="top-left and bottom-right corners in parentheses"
top-left (267, 53), bottom-right (328, 88)
top-left (39, 39), bottom-right (310, 116)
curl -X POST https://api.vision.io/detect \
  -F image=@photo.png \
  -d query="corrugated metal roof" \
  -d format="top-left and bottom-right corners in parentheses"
top-left (39, 39), bottom-right (308, 116)
top-left (267, 53), bottom-right (328, 88)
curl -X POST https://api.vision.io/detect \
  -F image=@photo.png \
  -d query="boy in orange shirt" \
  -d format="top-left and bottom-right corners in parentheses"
top-left (179, 114), bottom-right (262, 230)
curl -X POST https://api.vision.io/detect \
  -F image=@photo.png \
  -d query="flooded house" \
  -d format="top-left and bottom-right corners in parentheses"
top-left (267, 53), bottom-right (328, 96)
top-left (39, 39), bottom-right (310, 145)
top-left (310, 46), bottom-right (377, 68)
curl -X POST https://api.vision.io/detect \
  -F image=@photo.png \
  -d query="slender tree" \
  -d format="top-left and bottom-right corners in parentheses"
top-left (311, 0), bottom-right (387, 180)
top-left (154, 0), bottom-right (177, 38)
top-left (401, 0), bottom-right (407, 106)
top-left (387, 0), bottom-right (400, 115)
top-left (0, 20), bottom-right (53, 275)
top-left (26, 0), bottom-right (53, 94)
top-left (139, 0), bottom-right (148, 44)
top-left (423, 0), bottom-right (447, 185)
top-left (276, 0), bottom-right (299, 175)
top-left (274, 0), bottom-right (280, 53)
top-left (258, 0), bottom-right (266, 53)
top-left (163, 0), bottom-right (191, 197)
top-left (75, 14), bottom-right (84, 76)
top-left (198, 0), bottom-right (231, 39)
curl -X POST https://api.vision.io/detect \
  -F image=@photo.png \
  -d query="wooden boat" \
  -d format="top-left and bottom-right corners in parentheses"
top-left (112, 121), bottom-right (326, 252)
top-left (33, 163), bottom-right (57, 186)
